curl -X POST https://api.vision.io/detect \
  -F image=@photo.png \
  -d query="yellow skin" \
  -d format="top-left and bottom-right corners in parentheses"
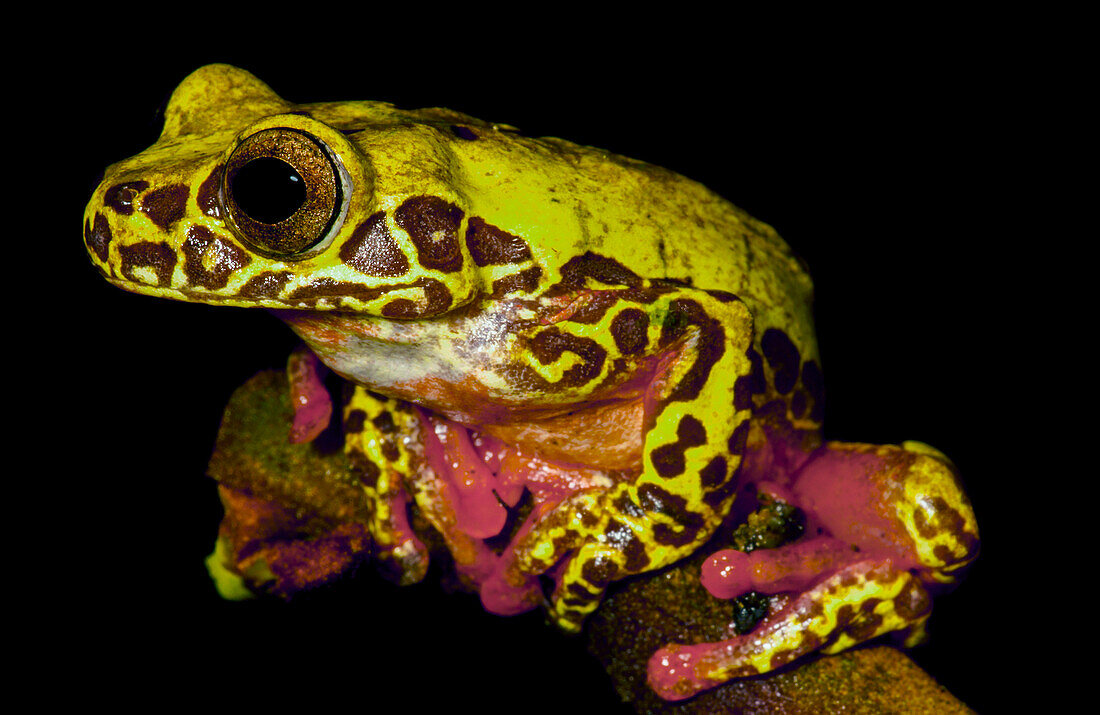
top-left (84, 65), bottom-right (978, 700)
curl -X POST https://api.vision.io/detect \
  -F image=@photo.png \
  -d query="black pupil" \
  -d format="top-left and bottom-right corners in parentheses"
top-left (231, 157), bottom-right (306, 224)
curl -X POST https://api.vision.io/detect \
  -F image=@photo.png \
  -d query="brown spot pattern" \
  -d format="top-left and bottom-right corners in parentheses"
top-left (371, 411), bottom-right (396, 433)
top-left (699, 455), bottom-right (728, 489)
top-left (550, 252), bottom-right (643, 297)
top-left (843, 599), bottom-right (885, 643)
top-left (119, 241), bottom-right (176, 287)
top-left (104, 181), bottom-right (149, 215)
top-left (285, 276), bottom-right (452, 315)
top-left (733, 374), bottom-right (754, 411)
top-left (761, 328), bottom-right (800, 395)
top-left (344, 409), bottom-right (367, 433)
top-left (747, 348), bottom-right (767, 394)
top-left (239, 271), bottom-right (292, 300)
top-left (349, 448), bottom-right (381, 488)
top-left (650, 414), bottom-right (708, 478)
top-left (604, 519), bottom-right (650, 572)
top-left (381, 278), bottom-right (454, 318)
top-left (523, 327), bottom-right (608, 388)
top-left (181, 225), bottom-right (250, 289)
top-left (892, 577), bottom-right (932, 621)
top-left (637, 483), bottom-right (706, 546)
top-left (339, 212), bottom-right (410, 277)
top-left (801, 359), bottom-right (825, 423)
top-left (610, 308), bottom-right (650, 355)
top-left (727, 420), bottom-right (750, 455)
top-left (465, 217), bottom-right (533, 266)
top-left (84, 214), bottom-right (112, 262)
top-left (581, 552), bottom-right (620, 587)
top-left (659, 299), bottom-right (728, 404)
top-left (491, 266), bottom-right (543, 297)
top-left (140, 183), bottom-right (189, 229)
top-left (196, 166), bottom-right (223, 218)
top-left (394, 195), bottom-right (465, 273)
top-left (702, 472), bottom-right (741, 509)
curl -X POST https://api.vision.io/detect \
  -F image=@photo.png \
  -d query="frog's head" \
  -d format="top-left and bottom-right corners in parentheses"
top-left (84, 63), bottom-right (505, 319)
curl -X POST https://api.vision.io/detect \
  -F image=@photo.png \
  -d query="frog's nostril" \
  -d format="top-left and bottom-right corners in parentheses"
top-left (103, 180), bottom-right (150, 216)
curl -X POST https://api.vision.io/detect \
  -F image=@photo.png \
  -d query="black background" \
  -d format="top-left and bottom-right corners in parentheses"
top-left (36, 17), bottom-right (1042, 712)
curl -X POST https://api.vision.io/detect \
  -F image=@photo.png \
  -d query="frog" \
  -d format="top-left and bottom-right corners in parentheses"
top-left (83, 64), bottom-right (979, 701)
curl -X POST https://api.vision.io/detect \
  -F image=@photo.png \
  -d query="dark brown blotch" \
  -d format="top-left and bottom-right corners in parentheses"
top-left (580, 552), bottom-right (621, 588)
top-left (491, 266), bottom-right (543, 297)
top-left (339, 212), bottom-right (410, 277)
top-left (610, 308), bottom-right (649, 355)
top-left (371, 411), bottom-right (397, 433)
top-left (790, 389), bottom-right (808, 419)
top-left (747, 348), bottom-right (767, 394)
top-left (181, 225), bottom-right (250, 289)
top-left (395, 195), bottom-right (465, 273)
top-left (660, 299), bottom-right (726, 404)
top-left (526, 328), bottom-right (607, 388)
top-left (196, 165), bottom-right (223, 218)
top-left (552, 252), bottom-right (642, 295)
top-left (638, 482), bottom-right (705, 546)
top-left (843, 600), bottom-right (885, 643)
top-left (602, 519), bottom-right (651, 573)
top-left (465, 217), bottom-right (533, 266)
top-left (351, 450), bottom-right (382, 488)
top-left (344, 409), bottom-right (367, 433)
top-left (699, 455), bottom-right (728, 489)
top-left (801, 359), bottom-right (825, 423)
top-left (733, 374), bottom-right (754, 412)
top-left (650, 414), bottom-right (708, 478)
top-left (727, 420), bottom-right (750, 455)
top-left (761, 328), bottom-right (801, 395)
top-left (380, 278), bottom-right (454, 318)
top-left (239, 271), bottom-right (293, 300)
top-left (84, 213), bottom-right (112, 262)
top-left (140, 183), bottom-right (190, 229)
top-left (103, 180), bottom-right (149, 215)
top-left (119, 241), bottom-right (177, 287)
top-left (893, 577), bottom-right (933, 621)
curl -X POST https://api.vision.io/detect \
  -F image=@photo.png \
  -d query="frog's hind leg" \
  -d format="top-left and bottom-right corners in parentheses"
top-left (646, 558), bottom-right (932, 701)
top-left (512, 288), bottom-right (756, 631)
top-left (647, 440), bottom-right (979, 700)
top-left (343, 385), bottom-right (430, 584)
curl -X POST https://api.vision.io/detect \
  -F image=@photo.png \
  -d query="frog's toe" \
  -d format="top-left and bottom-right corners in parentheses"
top-left (547, 540), bottom-right (636, 631)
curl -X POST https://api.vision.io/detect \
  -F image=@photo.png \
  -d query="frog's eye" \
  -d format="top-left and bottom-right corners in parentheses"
top-left (222, 128), bottom-right (347, 257)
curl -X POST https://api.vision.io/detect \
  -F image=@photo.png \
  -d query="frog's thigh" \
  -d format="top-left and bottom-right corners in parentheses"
top-left (519, 290), bottom-right (755, 630)
top-left (799, 440), bottom-right (980, 585)
top-left (344, 386), bottom-right (428, 584)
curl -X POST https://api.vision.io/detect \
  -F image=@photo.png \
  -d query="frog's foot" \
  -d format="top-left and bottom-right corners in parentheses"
top-left (344, 386), bottom-right (429, 584)
top-left (647, 556), bottom-right (932, 701)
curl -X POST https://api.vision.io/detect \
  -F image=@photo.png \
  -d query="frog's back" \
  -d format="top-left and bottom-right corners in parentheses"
top-left (417, 119), bottom-right (820, 366)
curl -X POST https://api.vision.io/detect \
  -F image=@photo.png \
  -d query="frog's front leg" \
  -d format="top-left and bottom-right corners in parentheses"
top-left (343, 386), bottom-right (430, 584)
top-left (648, 440), bottom-right (979, 701)
top-left (510, 289), bottom-right (755, 631)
